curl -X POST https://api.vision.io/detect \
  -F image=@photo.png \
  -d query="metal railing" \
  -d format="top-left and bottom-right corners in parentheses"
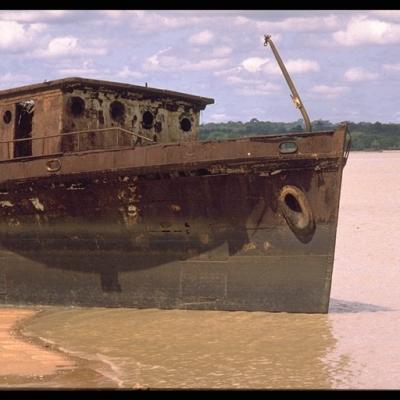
top-left (0, 127), bottom-right (155, 161)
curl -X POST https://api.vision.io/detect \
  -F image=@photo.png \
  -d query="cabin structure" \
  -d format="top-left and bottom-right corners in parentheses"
top-left (0, 77), bottom-right (214, 161)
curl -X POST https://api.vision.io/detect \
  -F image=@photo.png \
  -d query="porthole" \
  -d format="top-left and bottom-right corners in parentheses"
top-left (110, 101), bottom-right (125, 122)
top-left (46, 159), bottom-right (61, 172)
top-left (279, 141), bottom-right (298, 154)
top-left (284, 193), bottom-right (302, 212)
top-left (3, 110), bottom-right (12, 124)
top-left (68, 97), bottom-right (85, 117)
top-left (180, 117), bottom-right (192, 132)
top-left (142, 111), bottom-right (154, 129)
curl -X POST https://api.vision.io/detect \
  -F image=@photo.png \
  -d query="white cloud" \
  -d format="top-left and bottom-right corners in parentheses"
top-left (214, 67), bottom-right (242, 77)
top-left (333, 16), bottom-right (400, 46)
top-left (233, 16), bottom-right (249, 26)
top-left (57, 60), bottom-right (98, 76)
top-left (188, 30), bottom-right (215, 45)
top-left (0, 10), bottom-right (71, 23)
top-left (144, 48), bottom-right (230, 72)
top-left (393, 111), bottom-right (400, 122)
top-left (310, 85), bottom-right (349, 98)
top-left (212, 46), bottom-right (232, 57)
top-left (344, 67), bottom-right (379, 81)
top-left (190, 58), bottom-right (230, 70)
top-left (117, 66), bottom-right (145, 79)
top-left (225, 76), bottom-right (264, 86)
top-left (87, 38), bottom-right (108, 48)
top-left (35, 36), bottom-right (107, 58)
top-left (145, 47), bottom-right (172, 70)
top-left (285, 59), bottom-right (320, 74)
top-left (214, 65), bottom-right (282, 96)
top-left (235, 14), bottom-right (339, 33)
top-left (383, 63), bottom-right (400, 71)
top-left (269, 15), bottom-right (339, 32)
top-left (216, 55), bottom-right (315, 99)
top-left (241, 57), bottom-right (273, 73)
top-left (0, 21), bottom-right (25, 49)
top-left (208, 113), bottom-right (230, 122)
top-left (48, 36), bottom-right (78, 56)
top-left (105, 11), bottom-right (205, 33)
top-left (102, 11), bottom-right (125, 19)
top-left (237, 82), bottom-right (281, 96)
top-left (27, 23), bottom-right (47, 34)
top-left (0, 72), bottom-right (31, 87)
top-left (0, 21), bottom-right (46, 51)
top-left (146, 13), bottom-right (203, 30)
top-left (241, 57), bottom-right (319, 74)
top-left (370, 11), bottom-right (400, 22)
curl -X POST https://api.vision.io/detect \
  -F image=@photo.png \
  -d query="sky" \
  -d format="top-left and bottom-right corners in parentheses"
top-left (1, 9), bottom-right (400, 124)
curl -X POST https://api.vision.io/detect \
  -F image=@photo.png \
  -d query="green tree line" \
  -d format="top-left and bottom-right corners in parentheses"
top-left (199, 119), bottom-right (400, 151)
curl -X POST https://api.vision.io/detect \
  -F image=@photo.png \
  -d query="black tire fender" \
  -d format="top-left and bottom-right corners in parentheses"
top-left (278, 185), bottom-right (316, 243)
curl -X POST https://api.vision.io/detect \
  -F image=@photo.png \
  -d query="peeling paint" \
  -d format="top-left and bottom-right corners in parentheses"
top-left (127, 204), bottom-right (137, 216)
top-left (170, 204), bottom-right (181, 212)
top-left (30, 197), bottom-right (44, 212)
top-left (0, 200), bottom-right (13, 208)
top-left (242, 242), bottom-right (257, 252)
top-left (263, 241), bottom-right (272, 251)
top-left (66, 183), bottom-right (86, 191)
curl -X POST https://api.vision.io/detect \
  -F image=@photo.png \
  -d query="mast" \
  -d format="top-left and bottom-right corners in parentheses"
top-left (264, 34), bottom-right (312, 132)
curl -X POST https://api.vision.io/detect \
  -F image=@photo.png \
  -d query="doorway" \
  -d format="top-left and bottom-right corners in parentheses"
top-left (14, 100), bottom-right (34, 158)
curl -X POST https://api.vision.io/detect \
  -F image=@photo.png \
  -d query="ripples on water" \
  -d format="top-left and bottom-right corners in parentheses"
top-left (23, 308), bottom-right (338, 389)
top-left (3, 151), bottom-right (400, 389)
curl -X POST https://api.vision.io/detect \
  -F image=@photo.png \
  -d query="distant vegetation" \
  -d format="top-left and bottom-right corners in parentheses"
top-left (199, 119), bottom-right (400, 151)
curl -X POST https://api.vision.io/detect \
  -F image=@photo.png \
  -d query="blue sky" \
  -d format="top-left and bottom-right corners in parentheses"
top-left (1, 10), bottom-right (400, 124)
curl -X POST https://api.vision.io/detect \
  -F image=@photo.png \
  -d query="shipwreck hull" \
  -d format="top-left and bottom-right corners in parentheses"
top-left (0, 127), bottom-right (348, 312)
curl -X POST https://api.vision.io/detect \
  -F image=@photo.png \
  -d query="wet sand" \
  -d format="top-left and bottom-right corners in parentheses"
top-left (0, 308), bottom-right (72, 387)
top-left (0, 308), bottom-right (120, 388)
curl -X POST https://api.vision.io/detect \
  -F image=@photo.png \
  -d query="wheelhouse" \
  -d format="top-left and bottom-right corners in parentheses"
top-left (0, 77), bottom-right (214, 161)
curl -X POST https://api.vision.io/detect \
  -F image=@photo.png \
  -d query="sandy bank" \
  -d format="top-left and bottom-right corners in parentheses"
top-left (0, 308), bottom-right (75, 386)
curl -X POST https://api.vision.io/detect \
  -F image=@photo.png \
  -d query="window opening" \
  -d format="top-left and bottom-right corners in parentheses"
top-left (110, 101), bottom-right (125, 122)
top-left (3, 110), bottom-right (12, 124)
top-left (14, 100), bottom-right (34, 158)
top-left (68, 96), bottom-right (85, 117)
top-left (180, 117), bottom-right (192, 132)
top-left (142, 111), bottom-right (154, 129)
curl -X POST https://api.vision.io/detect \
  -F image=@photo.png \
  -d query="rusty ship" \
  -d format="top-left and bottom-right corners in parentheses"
top-left (0, 36), bottom-right (349, 312)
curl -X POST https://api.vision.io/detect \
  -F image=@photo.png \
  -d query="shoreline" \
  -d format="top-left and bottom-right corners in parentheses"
top-left (350, 149), bottom-right (400, 153)
top-left (0, 307), bottom-right (113, 389)
top-left (0, 307), bottom-right (74, 387)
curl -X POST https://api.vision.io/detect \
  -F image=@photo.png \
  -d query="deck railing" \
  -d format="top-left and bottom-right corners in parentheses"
top-left (0, 127), bottom-right (155, 161)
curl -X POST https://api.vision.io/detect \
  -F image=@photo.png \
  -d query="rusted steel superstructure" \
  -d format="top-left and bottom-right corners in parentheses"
top-left (0, 38), bottom-right (349, 313)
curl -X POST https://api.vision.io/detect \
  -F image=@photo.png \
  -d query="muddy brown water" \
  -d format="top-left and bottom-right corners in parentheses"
top-left (1, 151), bottom-right (400, 389)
